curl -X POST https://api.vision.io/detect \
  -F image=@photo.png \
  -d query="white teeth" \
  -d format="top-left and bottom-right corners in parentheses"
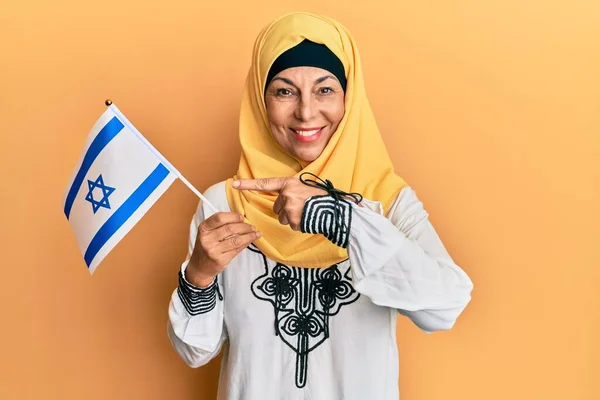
top-left (294, 129), bottom-right (320, 137)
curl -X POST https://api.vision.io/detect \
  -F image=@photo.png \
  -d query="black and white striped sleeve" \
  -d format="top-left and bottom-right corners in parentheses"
top-left (177, 270), bottom-right (222, 316)
top-left (300, 194), bottom-right (353, 248)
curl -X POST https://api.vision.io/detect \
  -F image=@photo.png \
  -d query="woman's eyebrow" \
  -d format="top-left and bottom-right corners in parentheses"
top-left (314, 75), bottom-right (335, 84)
top-left (272, 77), bottom-right (296, 87)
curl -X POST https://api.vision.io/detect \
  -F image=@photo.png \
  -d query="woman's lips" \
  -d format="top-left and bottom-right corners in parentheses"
top-left (291, 127), bottom-right (324, 142)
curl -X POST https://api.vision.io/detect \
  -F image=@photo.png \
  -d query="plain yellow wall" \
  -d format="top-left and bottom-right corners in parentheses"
top-left (1, 0), bottom-right (598, 399)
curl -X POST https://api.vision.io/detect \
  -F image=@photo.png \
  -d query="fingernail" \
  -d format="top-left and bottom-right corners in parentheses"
top-left (232, 180), bottom-right (240, 188)
top-left (251, 226), bottom-right (257, 231)
top-left (256, 231), bottom-right (262, 238)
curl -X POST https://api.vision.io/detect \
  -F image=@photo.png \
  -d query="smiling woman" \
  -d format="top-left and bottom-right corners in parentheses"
top-left (166, 11), bottom-right (474, 400)
top-left (263, 39), bottom-right (347, 163)
top-left (265, 65), bottom-right (345, 162)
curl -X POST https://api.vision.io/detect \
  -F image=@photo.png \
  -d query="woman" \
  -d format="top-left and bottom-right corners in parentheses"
top-left (167, 12), bottom-right (473, 400)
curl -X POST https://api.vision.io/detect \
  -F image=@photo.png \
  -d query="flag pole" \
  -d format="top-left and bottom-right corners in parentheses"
top-left (104, 99), bottom-right (220, 214)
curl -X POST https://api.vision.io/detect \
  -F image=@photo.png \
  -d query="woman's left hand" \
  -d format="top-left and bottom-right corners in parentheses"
top-left (232, 177), bottom-right (327, 231)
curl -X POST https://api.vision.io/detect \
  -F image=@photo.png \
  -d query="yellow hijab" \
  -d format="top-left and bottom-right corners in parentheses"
top-left (225, 12), bottom-right (407, 268)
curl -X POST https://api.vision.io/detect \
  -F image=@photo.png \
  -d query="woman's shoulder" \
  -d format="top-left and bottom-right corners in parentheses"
top-left (391, 185), bottom-right (420, 211)
top-left (360, 185), bottom-right (417, 214)
top-left (385, 185), bottom-right (430, 228)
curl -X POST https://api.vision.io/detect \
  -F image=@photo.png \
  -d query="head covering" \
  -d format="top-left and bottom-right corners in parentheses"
top-left (265, 39), bottom-right (347, 92)
top-left (225, 12), bottom-right (408, 268)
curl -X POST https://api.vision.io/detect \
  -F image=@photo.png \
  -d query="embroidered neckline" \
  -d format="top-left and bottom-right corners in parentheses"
top-left (249, 247), bottom-right (360, 388)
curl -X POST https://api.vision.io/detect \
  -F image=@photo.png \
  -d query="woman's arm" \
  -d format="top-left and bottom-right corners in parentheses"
top-left (301, 186), bottom-right (474, 332)
top-left (168, 270), bottom-right (227, 367)
top-left (167, 197), bottom-right (227, 367)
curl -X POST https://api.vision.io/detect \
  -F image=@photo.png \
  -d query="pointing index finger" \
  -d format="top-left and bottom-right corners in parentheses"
top-left (232, 177), bottom-right (287, 192)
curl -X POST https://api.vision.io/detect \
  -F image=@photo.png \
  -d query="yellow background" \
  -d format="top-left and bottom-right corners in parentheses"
top-left (1, 0), bottom-right (598, 399)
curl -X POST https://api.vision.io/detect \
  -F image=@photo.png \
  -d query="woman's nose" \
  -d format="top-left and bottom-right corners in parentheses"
top-left (294, 94), bottom-right (316, 122)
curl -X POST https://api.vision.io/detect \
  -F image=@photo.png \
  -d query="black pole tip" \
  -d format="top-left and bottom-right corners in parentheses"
top-left (105, 99), bottom-right (113, 106)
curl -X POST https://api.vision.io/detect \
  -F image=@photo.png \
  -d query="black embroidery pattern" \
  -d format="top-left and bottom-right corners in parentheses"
top-left (177, 271), bottom-right (222, 316)
top-left (298, 172), bottom-right (362, 249)
top-left (300, 195), bottom-right (353, 248)
top-left (250, 247), bottom-right (360, 388)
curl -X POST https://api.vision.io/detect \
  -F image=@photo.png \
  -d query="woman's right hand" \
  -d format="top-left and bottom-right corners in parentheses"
top-left (185, 212), bottom-right (261, 287)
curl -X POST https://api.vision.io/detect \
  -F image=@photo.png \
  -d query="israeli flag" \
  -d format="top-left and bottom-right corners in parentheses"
top-left (63, 103), bottom-right (178, 274)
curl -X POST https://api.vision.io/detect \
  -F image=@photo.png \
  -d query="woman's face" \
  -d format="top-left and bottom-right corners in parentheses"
top-left (265, 66), bottom-right (345, 164)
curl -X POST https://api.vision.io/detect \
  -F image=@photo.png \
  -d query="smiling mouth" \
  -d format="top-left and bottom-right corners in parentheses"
top-left (290, 127), bottom-right (324, 142)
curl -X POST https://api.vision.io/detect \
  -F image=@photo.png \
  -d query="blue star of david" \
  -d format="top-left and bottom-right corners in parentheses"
top-left (85, 174), bottom-right (115, 214)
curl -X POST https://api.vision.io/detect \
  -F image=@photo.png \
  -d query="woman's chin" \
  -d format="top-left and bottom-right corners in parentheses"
top-left (294, 149), bottom-right (323, 165)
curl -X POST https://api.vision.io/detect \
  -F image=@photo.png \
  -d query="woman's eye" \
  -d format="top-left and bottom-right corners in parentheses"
top-left (319, 87), bottom-right (333, 94)
top-left (276, 88), bottom-right (293, 96)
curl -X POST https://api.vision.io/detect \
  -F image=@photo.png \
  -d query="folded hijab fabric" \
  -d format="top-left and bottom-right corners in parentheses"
top-left (225, 12), bottom-right (408, 268)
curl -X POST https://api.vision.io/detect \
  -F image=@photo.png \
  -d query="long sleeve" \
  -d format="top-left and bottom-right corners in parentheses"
top-left (167, 198), bottom-right (228, 368)
top-left (345, 187), bottom-right (474, 333)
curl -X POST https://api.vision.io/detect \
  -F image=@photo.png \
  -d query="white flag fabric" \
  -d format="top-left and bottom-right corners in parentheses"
top-left (63, 104), bottom-right (177, 274)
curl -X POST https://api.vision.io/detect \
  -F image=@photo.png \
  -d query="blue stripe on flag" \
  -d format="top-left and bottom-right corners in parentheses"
top-left (64, 116), bottom-right (124, 219)
top-left (84, 163), bottom-right (170, 267)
